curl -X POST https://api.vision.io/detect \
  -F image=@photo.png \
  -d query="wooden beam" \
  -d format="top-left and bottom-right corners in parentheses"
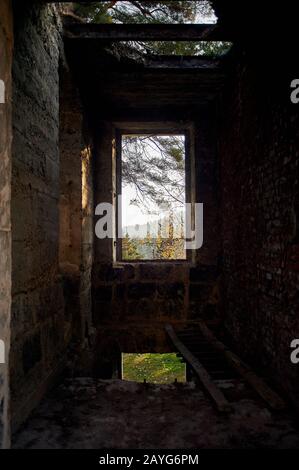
top-left (144, 56), bottom-right (223, 70)
top-left (44, 0), bottom-right (183, 1)
top-left (42, 0), bottom-right (83, 1)
top-left (64, 23), bottom-right (229, 41)
top-left (198, 321), bottom-right (286, 411)
top-left (165, 324), bottom-right (231, 413)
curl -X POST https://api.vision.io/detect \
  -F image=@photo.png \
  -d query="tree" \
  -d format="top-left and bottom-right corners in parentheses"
top-left (122, 232), bottom-right (142, 260)
top-left (73, 1), bottom-right (214, 25)
top-left (122, 135), bottom-right (185, 210)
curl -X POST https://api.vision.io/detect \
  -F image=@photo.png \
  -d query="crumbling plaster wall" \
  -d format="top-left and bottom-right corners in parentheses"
top-left (0, 0), bottom-right (13, 450)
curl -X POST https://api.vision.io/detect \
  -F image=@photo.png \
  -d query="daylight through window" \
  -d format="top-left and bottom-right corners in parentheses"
top-left (120, 134), bottom-right (187, 261)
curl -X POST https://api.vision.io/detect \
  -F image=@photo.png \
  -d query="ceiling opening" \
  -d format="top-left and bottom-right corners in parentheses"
top-left (71, 1), bottom-right (218, 25)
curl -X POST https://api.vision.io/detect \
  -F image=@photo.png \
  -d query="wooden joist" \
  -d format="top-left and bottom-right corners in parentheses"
top-left (198, 321), bottom-right (286, 411)
top-left (64, 23), bottom-right (230, 42)
top-left (165, 324), bottom-right (231, 413)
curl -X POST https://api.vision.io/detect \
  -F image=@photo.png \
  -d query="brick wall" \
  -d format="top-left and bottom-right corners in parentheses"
top-left (219, 49), bottom-right (299, 407)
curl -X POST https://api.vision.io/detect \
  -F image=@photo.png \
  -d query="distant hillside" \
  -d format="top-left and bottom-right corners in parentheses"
top-left (123, 211), bottom-right (184, 240)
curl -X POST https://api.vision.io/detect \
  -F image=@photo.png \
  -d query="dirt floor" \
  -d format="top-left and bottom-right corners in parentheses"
top-left (13, 378), bottom-right (299, 449)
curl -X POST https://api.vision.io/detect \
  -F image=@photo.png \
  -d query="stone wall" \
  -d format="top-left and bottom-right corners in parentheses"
top-left (219, 49), bottom-right (299, 407)
top-left (92, 117), bottom-right (222, 361)
top-left (10, 2), bottom-right (65, 431)
top-left (0, 0), bottom-right (13, 450)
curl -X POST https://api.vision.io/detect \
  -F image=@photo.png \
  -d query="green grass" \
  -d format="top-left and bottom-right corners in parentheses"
top-left (122, 353), bottom-right (186, 384)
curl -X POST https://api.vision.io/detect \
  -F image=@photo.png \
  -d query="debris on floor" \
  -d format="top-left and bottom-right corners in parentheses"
top-left (13, 378), bottom-right (299, 449)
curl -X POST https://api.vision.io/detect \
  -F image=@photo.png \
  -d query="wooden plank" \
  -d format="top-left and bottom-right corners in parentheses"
top-left (198, 321), bottom-right (286, 411)
top-left (165, 324), bottom-right (231, 413)
top-left (64, 23), bottom-right (229, 41)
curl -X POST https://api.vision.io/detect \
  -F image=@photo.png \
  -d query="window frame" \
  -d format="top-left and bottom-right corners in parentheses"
top-left (114, 122), bottom-right (195, 264)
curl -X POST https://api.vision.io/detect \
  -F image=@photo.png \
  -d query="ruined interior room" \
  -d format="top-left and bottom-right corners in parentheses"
top-left (0, 0), bottom-right (299, 450)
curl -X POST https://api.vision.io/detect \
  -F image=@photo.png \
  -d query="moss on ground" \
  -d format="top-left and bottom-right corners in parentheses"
top-left (122, 353), bottom-right (186, 384)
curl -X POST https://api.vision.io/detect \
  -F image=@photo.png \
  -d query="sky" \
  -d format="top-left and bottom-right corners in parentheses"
top-left (119, 1), bottom-right (218, 24)
top-left (122, 185), bottom-right (161, 227)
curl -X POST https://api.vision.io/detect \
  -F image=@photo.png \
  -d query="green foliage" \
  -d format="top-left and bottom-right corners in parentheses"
top-left (73, 2), bottom-right (112, 23)
top-left (122, 353), bottom-right (186, 384)
top-left (73, 1), bottom-right (213, 24)
top-left (122, 232), bottom-right (185, 261)
top-left (136, 40), bottom-right (231, 57)
top-left (122, 233), bottom-right (142, 260)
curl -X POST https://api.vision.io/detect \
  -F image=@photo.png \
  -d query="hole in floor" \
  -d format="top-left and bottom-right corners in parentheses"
top-left (122, 353), bottom-right (186, 384)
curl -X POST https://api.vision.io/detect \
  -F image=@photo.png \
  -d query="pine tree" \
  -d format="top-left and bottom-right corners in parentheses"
top-left (122, 233), bottom-right (142, 260)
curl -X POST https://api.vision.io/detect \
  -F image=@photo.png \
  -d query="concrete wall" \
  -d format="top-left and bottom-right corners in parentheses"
top-left (92, 115), bottom-right (222, 360)
top-left (0, 0), bottom-right (13, 449)
top-left (219, 50), bottom-right (299, 407)
top-left (10, 2), bottom-right (65, 431)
